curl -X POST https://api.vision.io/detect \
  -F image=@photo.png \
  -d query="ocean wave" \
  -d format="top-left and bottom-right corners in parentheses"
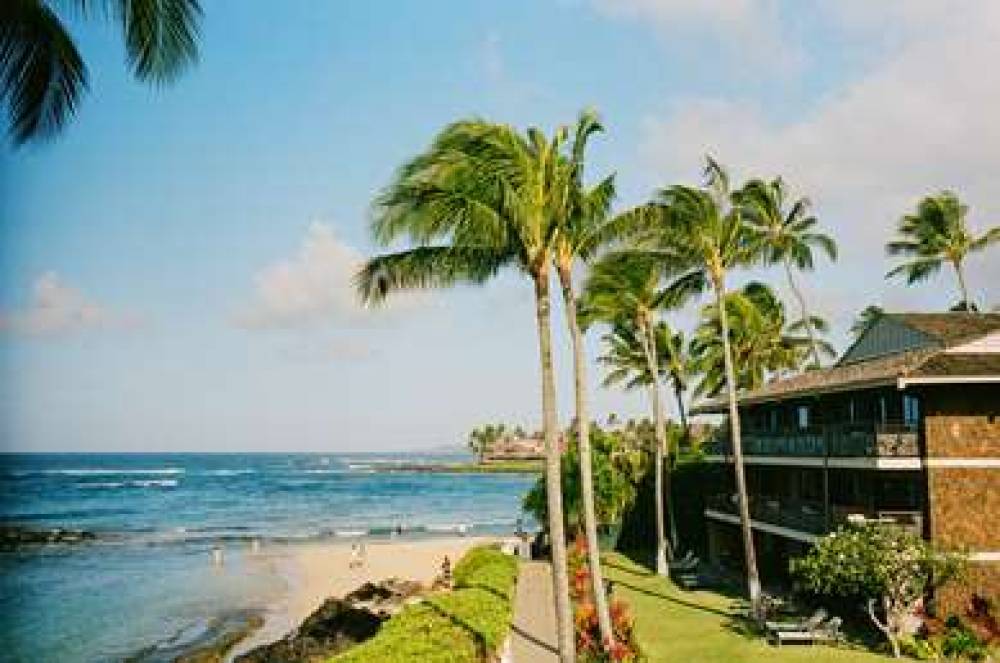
top-left (200, 469), bottom-right (255, 477)
top-left (42, 467), bottom-right (185, 477)
top-left (76, 479), bottom-right (178, 489)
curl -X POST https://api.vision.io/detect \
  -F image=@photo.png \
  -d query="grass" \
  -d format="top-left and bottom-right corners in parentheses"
top-left (602, 553), bottom-right (890, 663)
top-left (329, 545), bottom-right (518, 663)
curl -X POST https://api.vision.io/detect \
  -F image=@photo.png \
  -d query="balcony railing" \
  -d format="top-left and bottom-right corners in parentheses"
top-left (706, 493), bottom-right (923, 537)
top-left (704, 422), bottom-right (919, 458)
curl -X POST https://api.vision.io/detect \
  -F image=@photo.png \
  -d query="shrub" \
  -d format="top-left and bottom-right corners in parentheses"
top-left (568, 534), bottom-right (642, 663)
top-left (330, 546), bottom-right (518, 663)
top-left (791, 523), bottom-right (965, 659)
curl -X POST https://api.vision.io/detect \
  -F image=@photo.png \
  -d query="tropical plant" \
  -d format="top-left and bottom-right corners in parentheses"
top-left (689, 281), bottom-right (832, 397)
top-left (581, 251), bottom-right (675, 574)
top-left (1, 0), bottom-right (201, 145)
top-left (522, 427), bottom-right (645, 532)
top-left (736, 177), bottom-right (837, 368)
top-left (550, 108), bottom-right (620, 650)
top-left (850, 304), bottom-right (884, 339)
top-left (792, 524), bottom-right (965, 659)
top-left (886, 191), bottom-right (1000, 311)
top-left (356, 116), bottom-right (588, 662)
top-left (616, 157), bottom-right (765, 617)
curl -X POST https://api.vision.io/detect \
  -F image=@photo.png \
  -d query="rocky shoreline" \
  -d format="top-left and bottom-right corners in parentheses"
top-left (0, 524), bottom-right (97, 551)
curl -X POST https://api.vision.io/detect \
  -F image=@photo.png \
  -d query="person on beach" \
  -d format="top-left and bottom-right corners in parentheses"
top-left (441, 555), bottom-right (452, 587)
top-left (349, 543), bottom-right (361, 569)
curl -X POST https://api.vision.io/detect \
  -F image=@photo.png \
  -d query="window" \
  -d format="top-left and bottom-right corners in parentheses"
top-left (797, 405), bottom-right (810, 431)
top-left (903, 394), bottom-right (920, 426)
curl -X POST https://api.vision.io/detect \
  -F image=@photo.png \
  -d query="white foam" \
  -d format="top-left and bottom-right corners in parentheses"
top-left (46, 468), bottom-right (185, 476)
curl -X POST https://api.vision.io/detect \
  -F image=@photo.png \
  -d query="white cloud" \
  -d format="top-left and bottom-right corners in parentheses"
top-left (591, 0), bottom-right (804, 74)
top-left (0, 272), bottom-right (136, 338)
top-left (235, 222), bottom-right (422, 330)
top-left (636, 2), bottom-right (1000, 323)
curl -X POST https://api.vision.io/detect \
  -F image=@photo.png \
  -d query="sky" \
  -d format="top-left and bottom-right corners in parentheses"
top-left (1, 1), bottom-right (999, 453)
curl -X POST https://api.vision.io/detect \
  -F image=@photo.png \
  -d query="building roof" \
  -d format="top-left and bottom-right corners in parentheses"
top-left (880, 313), bottom-right (1000, 345)
top-left (691, 313), bottom-right (1000, 415)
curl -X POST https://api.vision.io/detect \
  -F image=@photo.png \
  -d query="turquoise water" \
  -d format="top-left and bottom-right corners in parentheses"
top-left (0, 453), bottom-right (536, 662)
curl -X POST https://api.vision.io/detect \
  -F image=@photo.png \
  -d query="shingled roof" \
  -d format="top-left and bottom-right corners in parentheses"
top-left (691, 312), bottom-right (1000, 415)
top-left (879, 313), bottom-right (1000, 346)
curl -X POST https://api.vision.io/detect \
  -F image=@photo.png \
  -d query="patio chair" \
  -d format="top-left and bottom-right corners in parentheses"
top-left (765, 607), bottom-right (828, 633)
top-left (669, 551), bottom-right (699, 572)
top-left (770, 616), bottom-right (842, 647)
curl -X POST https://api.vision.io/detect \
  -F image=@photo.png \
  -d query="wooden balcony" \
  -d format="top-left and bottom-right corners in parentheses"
top-left (706, 494), bottom-right (923, 538)
top-left (705, 422), bottom-right (919, 459)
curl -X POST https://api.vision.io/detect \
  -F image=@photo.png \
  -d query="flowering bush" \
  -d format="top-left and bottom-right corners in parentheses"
top-left (568, 535), bottom-right (642, 662)
top-left (791, 523), bottom-right (965, 659)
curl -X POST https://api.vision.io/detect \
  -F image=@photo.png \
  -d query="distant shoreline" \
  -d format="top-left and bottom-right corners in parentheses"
top-left (371, 460), bottom-right (543, 474)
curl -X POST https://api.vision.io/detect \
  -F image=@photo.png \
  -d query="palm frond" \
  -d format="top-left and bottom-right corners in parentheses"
top-left (1, 1), bottom-right (87, 144)
top-left (116, 0), bottom-right (201, 83)
top-left (356, 245), bottom-right (514, 305)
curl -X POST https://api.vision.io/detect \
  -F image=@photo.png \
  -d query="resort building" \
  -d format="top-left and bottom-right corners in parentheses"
top-left (694, 313), bottom-right (1000, 607)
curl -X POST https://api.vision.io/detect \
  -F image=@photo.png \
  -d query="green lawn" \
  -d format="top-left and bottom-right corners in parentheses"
top-left (602, 553), bottom-right (890, 663)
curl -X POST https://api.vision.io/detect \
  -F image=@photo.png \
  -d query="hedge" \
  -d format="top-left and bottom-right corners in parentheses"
top-left (329, 545), bottom-right (519, 663)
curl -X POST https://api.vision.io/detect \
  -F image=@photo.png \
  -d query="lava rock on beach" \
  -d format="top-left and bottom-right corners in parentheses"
top-left (0, 524), bottom-right (96, 551)
top-left (234, 577), bottom-right (427, 663)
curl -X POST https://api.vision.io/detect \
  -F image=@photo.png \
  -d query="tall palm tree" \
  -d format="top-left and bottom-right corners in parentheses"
top-left (886, 191), bottom-right (1000, 311)
top-left (620, 157), bottom-right (765, 618)
top-left (580, 252), bottom-right (675, 574)
top-left (736, 177), bottom-right (837, 368)
top-left (2, 0), bottom-right (201, 145)
top-left (690, 282), bottom-right (832, 397)
top-left (356, 117), bottom-right (581, 662)
top-left (551, 109), bottom-right (618, 650)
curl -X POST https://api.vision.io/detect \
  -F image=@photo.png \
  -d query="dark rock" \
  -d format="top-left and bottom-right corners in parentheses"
top-left (234, 577), bottom-right (428, 662)
top-left (0, 524), bottom-right (96, 551)
top-left (233, 599), bottom-right (384, 663)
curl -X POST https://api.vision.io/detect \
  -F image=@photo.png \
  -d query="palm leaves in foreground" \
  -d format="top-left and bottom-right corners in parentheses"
top-left (886, 191), bottom-right (1000, 311)
top-left (1, 0), bottom-right (201, 145)
top-left (357, 116), bottom-right (586, 662)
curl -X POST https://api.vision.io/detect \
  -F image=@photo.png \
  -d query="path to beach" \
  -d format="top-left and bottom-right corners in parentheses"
top-left (510, 561), bottom-right (559, 663)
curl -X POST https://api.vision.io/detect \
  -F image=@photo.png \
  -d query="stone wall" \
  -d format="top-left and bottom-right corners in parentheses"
top-left (921, 384), bottom-right (1000, 458)
top-left (936, 561), bottom-right (1000, 615)
top-left (927, 467), bottom-right (1000, 551)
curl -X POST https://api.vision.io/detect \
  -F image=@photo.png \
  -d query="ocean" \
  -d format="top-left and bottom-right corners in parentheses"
top-left (0, 453), bottom-right (537, 662)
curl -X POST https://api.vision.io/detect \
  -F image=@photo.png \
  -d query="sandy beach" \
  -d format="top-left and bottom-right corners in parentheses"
top-left (228, 536), bottom-right (502, 659)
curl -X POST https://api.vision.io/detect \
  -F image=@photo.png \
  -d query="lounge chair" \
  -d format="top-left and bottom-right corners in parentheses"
top-left (765, 607), bottom-right (827, 633)
top-left (770, 616), bottom-right (842, 647)
top-left (669, 551), bottom-right (699, 572)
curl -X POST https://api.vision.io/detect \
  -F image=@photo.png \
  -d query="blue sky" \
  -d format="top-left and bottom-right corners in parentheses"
top-left (2, 1), bottom-right (999, 452)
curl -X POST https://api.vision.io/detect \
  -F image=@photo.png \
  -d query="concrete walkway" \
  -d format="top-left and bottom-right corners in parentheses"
top-left (510, 560), bottom-right (560, 663)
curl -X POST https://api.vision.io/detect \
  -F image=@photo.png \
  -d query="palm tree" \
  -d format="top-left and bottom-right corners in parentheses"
top-left (620, 157), bottom-right (765, 618)
top-left (356, 117), bottom-right (582, 662)
top-left (736, 177), bottom-right (837, 367)
top-left (850, 305), bottom-right (884, 339)
top-left (690, 282), bottom-right (832, 397)
top-left (551, 109), bottom-right (618, 650)
top-left (580, 251), bottom-right (675, 574)
top-left (886, 191), bottom-right (1000, 311)
top-left (2, 0), bottom-right (201, 145)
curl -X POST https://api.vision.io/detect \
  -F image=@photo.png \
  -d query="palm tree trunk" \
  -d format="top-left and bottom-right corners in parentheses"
top-left (673, 381), bottom-right (689, 447)
top-left (713, 272), bottom-right (763, 620)
top-left (784, 258), bottom-right (821, 368)
top-left (557, 264), bottom-right (615, 650)
top-left (953, 259), bottom-right (973, 312)
top-left (533, 270), bottom-right (576, 663)
top-left (637, 314), bottom-right (671, 574)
